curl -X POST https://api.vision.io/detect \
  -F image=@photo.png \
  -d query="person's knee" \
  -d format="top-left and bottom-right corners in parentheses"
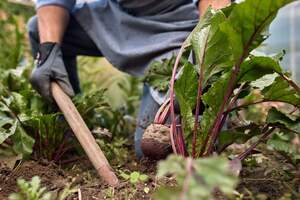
top-left (27, 16), bottom-right (39, 56)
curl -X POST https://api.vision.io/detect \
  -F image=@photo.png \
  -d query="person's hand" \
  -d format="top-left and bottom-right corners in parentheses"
top-left (30, 43), bottom-right (74, 102)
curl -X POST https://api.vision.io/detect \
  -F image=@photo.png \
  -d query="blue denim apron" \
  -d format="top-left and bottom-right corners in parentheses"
top-left (72, 0), bottom-right (199, 76)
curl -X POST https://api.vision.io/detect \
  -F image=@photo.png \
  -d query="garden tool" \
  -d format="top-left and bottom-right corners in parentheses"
top-left (51, 82), bottom-right (119, 187)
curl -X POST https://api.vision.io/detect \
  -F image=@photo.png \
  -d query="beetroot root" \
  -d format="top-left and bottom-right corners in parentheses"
top-left (141, 124), bottom-right (172, 160)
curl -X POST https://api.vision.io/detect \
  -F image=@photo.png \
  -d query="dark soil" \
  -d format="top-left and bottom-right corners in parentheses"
top-left (1, 149), bottom-right (299, 199)
top-left (0, 156), bottom-right (164, 200)
top-left (0, 160), bottom-right (68, 199)
top-left (237, 149), bottom-right (300, 200)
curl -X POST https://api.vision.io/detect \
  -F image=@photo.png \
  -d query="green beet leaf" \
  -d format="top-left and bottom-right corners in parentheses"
top-left (217, 123), bottom-right (262, 152)
top-left (156, 155), bottom-right (238, 200)
top-left (200, 72), bottom-right (231, 143)
top-left (11, 122), bottom-right (35, 156)
top-left (237, 56), bottom-right (282, 83)
top-left (220, 0), bottom-right (295, 61)
top-left (193, 157), bottom-right (237, 195)
top-left (174, 62), bottom-right (198, 136)
top-left (0, 118), bottom-right (17, 144)
top-left (266, 107), bottom-right (300, 134)
top-left (267, 137), bottom-right (294, 154)
top-left (191, 8), bottom-right (233, 87)
top-left (262, 76), bottom-right (300, 107)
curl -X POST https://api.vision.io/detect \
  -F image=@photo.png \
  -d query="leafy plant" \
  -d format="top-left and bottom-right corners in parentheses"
top-left (155, 155), bottom-right (238, 200)
top-left (145, 0), bottom-right (300, 162)
top-left (0, 0), bottom-right (34, 70)
top-left (0, 64), bottom-right (36, 157)
top-left (9, 176), bottom-right (52, 200)
top-left (8, 176), bottom-right (78, 200)
top-left (0, 62), bottom-right (132, 161)
top-left (0, 3), bottom-right (23, 70)
top-left (116, 170), bottom-right (150, 199)
top-left (0, 63), bottom-right (67, 159)
top-left (120, 170), bottom-right (149, 185)
top-left (144, 56), bottom-right (175, 92)
top-left (77, 57), bottom-right (141, 138)
top-left (96, 136), bottom-right (129, 165)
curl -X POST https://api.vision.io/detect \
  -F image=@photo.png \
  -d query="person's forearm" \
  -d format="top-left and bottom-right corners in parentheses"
top-left (198, 0), bottom-right (231, 16)
top-left (37, 5), bottom-right (70, 44)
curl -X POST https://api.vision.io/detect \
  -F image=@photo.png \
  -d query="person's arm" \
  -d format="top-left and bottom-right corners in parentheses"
top-left (36, 0), bottom-right (76, 43)
top-left (37, 6), bottom-right (69, 43)
top-left (29, 1), bottom-right (77, 101)
top-left (198, 0), bottom-right (231, 16)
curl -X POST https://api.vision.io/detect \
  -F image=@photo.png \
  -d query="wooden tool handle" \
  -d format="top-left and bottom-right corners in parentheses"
top-left (51, 82), bottom-right (119, 187)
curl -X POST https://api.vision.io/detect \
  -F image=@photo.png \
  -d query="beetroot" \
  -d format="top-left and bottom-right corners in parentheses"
top-left (141, 124), bottom-right (172, 160)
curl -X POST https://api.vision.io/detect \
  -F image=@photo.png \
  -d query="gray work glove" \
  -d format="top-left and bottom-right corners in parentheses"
top-left (30, 43), bottom-right (75, 102)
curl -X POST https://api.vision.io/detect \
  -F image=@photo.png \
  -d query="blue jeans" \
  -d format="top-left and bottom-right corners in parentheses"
top-left (27, 15), bottom-right (160, 159)
top-left (134, 85), bottom-right (160, 158)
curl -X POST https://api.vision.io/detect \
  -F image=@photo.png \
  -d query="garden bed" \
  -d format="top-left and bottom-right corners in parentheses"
top-left (1, 146), bottom-right (299, 199)
top-left (1, 0), bottom-right (300, 199)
